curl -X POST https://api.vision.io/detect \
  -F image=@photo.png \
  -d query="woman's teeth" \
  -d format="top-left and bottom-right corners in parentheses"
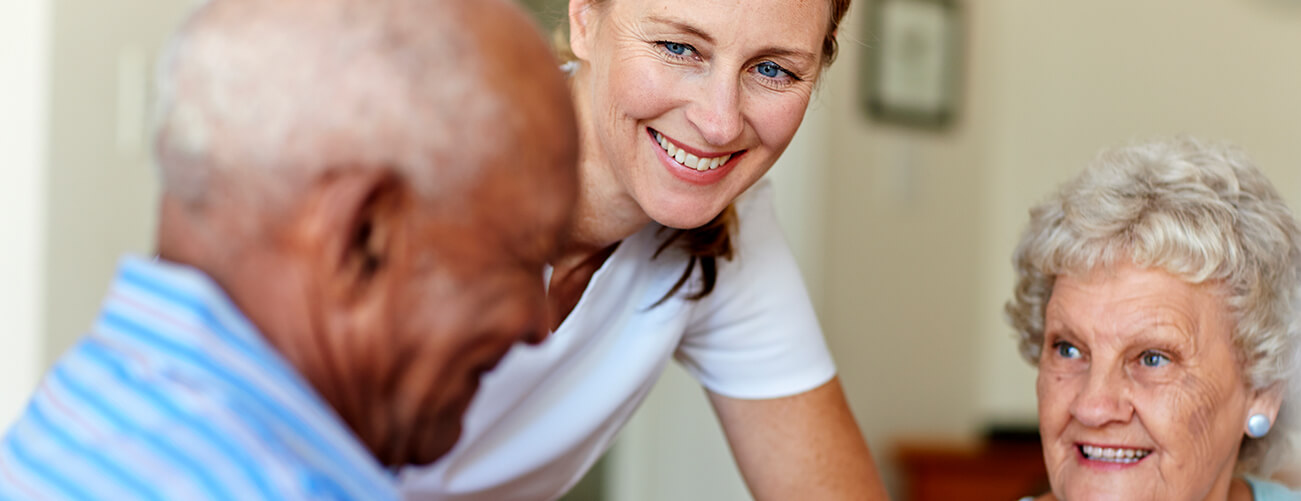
top-left (655, 131), bottom-right (731, 171)
top-left (1080, 445), bottom-right (1151, 463)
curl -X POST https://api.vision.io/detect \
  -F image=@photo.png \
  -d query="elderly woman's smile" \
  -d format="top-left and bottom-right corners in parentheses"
top-left (1077, 444), bottom-right (1151, 464)
top-left (1040, 264), bottom-right (1258, 499)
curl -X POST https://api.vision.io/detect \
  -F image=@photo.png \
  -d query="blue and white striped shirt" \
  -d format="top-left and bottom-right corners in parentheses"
top-left (0, 256), bottom-right (400, 500)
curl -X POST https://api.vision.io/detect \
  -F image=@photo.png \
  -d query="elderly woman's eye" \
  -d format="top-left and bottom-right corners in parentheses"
top-left (1140, 351), bottom-right (1171, 368)
top-left (1053, 341), bottom-right (1081, 359)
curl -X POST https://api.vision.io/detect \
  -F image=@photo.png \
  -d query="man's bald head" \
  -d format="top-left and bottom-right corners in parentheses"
top-left (151, 0), bottom-right (578, 466)
top-left (156, 0), bottom-right (575, 212)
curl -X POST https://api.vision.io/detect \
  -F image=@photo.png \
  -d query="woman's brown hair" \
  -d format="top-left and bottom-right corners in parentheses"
top-left (560, 0), bottom-right (852, 304)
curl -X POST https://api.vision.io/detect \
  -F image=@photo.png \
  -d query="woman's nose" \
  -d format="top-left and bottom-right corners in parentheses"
top-left (1069, 365), bottom-right (1134, 428)
top-left (686, 73), bottom-right (744, 146)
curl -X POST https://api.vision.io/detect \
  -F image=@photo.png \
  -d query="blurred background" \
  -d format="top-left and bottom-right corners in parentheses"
top-left (3, 0), bottom-right (1300, 499)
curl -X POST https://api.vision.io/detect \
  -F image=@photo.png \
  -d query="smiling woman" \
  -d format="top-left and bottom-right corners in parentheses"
top-left (550, 0), bottom-right (850, 305)
top-left (1007, 138), bottom-right (1301, 501)
top-left (397, 0), bottom-right (888, 500)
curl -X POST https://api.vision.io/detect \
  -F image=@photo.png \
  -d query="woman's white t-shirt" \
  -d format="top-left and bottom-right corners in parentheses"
top-left (399, 180), bottom-right (836, 500)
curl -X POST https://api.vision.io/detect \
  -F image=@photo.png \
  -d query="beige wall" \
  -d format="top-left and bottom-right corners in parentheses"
top-left (41, 0), bottom-right (191, 365)
top-left (816, 1), bottom-right (995, 493)
top-left (0, 0), bottom-right (52, 428)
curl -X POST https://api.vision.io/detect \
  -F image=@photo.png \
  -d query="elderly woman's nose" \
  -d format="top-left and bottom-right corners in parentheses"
top-left (1069, 366), bottom-right (1134, 428)
top-left (686, 74), bottom-right (744, 146)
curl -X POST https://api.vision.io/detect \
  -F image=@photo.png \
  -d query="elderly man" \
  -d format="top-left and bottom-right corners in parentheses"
top-left (0, 0), bottom-right (577, 499)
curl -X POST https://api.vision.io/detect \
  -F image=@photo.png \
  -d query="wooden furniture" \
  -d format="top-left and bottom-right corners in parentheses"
top-left (895, 437), bottom-right (1049, 501)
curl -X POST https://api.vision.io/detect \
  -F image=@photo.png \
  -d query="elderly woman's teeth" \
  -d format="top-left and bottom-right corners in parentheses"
top-left (654, 131), bottom-right (731, 171)
top-left (1081, 445), bottom-right (1150, 463)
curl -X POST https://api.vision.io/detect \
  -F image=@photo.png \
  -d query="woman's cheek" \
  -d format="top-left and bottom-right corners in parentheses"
top-left (1036, 371), bottom-right (1073, 430)
top-left (750, 92), bottom-right (810, 152)
top-left (608, 57), bottom-right (679, 119)
top-left (1173, 372), bottom-right (1234, 452)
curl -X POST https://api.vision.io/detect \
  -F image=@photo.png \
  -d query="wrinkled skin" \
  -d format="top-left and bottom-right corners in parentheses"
top-left (261, 165), bottom-right (574, 467)
top-left (157, 0), bottom-right (578, 467)
top-left (1036, 263), bottom-right (1281, 500)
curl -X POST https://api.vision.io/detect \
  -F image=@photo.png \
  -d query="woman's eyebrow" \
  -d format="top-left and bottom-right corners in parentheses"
top-left (1043, 326), bottom-right (1079, 345)
top-left (759, 46), bottom-right (817, 65)
top-left (645, 15), bottom-right (713, 43)
top-left (1127, 320), bottom-right (1197, 348)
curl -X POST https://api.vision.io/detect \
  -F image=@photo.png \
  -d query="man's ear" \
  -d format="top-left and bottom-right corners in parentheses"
top-left (301, 168), bottom-right (410, 301)
top-left (568, 0), bottom-right (599, 62)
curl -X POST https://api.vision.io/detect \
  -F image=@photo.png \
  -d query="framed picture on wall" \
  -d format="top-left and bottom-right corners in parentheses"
top-left (860, 0), bottom-right (962, 129)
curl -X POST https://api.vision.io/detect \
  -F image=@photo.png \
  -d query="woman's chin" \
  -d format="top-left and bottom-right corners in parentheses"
top-left (1054, 470), bottom-right (1165, 501)
top-left (638, 197), bottom-right (728, 230)
top-left (1059, 484), bottom-right (1147, 501)
top-left (648, 210), bottom-right (723, 231)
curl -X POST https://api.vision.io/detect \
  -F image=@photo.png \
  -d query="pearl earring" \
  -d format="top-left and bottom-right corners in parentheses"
top-left (1247, 414), bottom-right (1272, 438)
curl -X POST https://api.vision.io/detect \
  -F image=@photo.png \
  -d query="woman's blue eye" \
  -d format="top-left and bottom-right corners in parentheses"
top-left (755, 61), bottom-right (786, 79)
top-left (661, 42), bottom-right (691, 56)
top-left (1140, 351), bottom-right (1170, 368)
top-left (1055, 342), bottom-right (1081, 359)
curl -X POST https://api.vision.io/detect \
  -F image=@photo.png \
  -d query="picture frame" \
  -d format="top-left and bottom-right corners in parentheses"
top-left (860, 0), bottom-right (963, 130)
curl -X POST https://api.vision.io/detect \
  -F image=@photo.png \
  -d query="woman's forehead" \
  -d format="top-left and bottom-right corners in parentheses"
top-left (1046, 268), bottom-right (1234, 347)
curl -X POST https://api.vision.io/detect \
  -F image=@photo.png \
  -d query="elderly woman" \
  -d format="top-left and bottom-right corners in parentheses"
top-left (1007, 138), bottom-right (1301, 500)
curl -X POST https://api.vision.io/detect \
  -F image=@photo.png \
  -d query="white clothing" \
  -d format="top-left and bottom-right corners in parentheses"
top-left (399, 180), bottom-right (836, 500)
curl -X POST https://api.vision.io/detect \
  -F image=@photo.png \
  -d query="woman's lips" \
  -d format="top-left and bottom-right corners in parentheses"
top-left (648, 128), bottom-right (743, 186)
top-left (651, 129), bottom-right (737, 170)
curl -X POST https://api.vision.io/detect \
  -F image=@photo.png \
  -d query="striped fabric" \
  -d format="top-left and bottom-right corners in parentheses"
top-left (0, 256), bottom-right (400, 500)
